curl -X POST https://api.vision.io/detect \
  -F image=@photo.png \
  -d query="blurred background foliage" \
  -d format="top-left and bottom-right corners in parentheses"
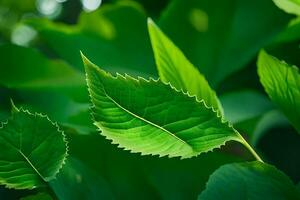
top-left (0, 0), bottom-right (300, 199)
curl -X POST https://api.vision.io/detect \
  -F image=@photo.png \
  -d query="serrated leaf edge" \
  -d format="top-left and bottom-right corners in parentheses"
top-left (84, 60), bottom-right (243, 159)
top-left (0, 107), bottom-right (68, 189)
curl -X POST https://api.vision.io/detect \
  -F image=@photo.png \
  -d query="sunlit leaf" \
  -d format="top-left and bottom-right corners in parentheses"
top-left (148, 19), bottom-right (222, 113)
top-left (258, 50), bottom-right (300, 133)
top-left (20, 193), bottom-right (52, 200)
top-left (25, 1), bottom-right (155, 76)
top-left (273, 0), bottom-right (300, 15)
top-left (83, 54), bottom-right (243, 158)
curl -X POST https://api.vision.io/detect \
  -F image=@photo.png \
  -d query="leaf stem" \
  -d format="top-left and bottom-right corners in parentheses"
top-left (236, 132), bottom-right (264, 162)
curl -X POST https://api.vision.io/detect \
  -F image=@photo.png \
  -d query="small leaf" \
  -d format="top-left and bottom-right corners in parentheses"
top-left (273, 0), bottom-right (300, 15)
top-left (147, 19), bottom-right (222, 113)
top-left (20, 193), bottom-right (53, 200)
top-left (0, 106), bottom-right (68, 189)
top-left (257, 50), bottom-right (300, 133)
top-left (198, 161), bottom-right (300, 200)
top-left (83, 54), bottom-right (242, 158)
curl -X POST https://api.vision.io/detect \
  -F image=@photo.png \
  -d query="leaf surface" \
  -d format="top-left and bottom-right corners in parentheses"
top-left (159, 0), bottom-right (291, 87)
top-left (198, 161), bottom-right (300, 200)
top-left (258, 50), bottom-right (300, 133)
top-left (0, 106), bottom-right (67, 189)
top-left (273, 0), bottom-right (300, 15)
top-left (25, 1), bottom-right (155, 76)
top-left (0, 44), bottom-right (84, 90)
top-left (83, 54), bottom-right (241, 158)
top-left (148, 19), bottom-right (221, 112)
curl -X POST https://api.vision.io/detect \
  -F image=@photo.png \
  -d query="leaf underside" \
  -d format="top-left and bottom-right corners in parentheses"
top-left (0, 108), bottom-right (68, 189)
top-left (83, 54), bottom-right (241, 159)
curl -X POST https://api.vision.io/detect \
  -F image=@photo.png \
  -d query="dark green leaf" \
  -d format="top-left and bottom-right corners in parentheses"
top-left (198, 161), bottom-right (300, 200)
top-left (159, 0), bottom-right (291, 87)
top-left (0, 44), bottom-right (84, 92)
top-left (49, 157), bottom-right (113, 200)
top-left (220, 90), bottom-right (273, 124)
top-left (0, 105), bottom-right (68, 189)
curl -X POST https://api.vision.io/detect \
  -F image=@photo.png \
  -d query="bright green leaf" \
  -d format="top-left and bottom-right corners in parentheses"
top-left (198, 161), bottom-right (300, 200)
top-left (159, 0), bottom-right (291, 87)
top-left (273, 0), bottom-right (300, 15)
top-left (83, 54), bottom-right (242, 159)
top-left (258, 50), bottom-right (300, 133)
top-left (147, 19), bottom-right (222, 113)
top-left (0, 105), bottom-right (68, 189)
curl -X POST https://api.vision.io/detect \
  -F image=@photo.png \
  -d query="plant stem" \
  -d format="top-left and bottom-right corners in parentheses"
top-left (236, 132), bottom-right (264, 162)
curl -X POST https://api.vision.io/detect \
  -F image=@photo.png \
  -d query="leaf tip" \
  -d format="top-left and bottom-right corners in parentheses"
top-left (10, 99), bottom-right (19, 114)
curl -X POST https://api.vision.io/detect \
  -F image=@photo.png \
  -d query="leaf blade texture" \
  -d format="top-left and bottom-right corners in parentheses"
top-left (83, 54), bottom-right (241, 158)
top-left (198, 161), bottom-right (300, 200)
top-left (148, 19), bottom-right (222, 113)
top-left (0, 107), bottom-right (68, 189)
top-left (258, 50), bottom-right (300, 133)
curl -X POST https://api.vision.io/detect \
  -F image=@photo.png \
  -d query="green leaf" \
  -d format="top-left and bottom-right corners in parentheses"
top-left (273, 0), bottom-right (300, 15)
top-left (198, 161), bottom-right (300, 200)
top-left (0, 105), bottom-right (68, 189)
top-left (147, 19), bottom-right (222, 113)
top-left (0, 44), bottom-right (85, 92)
top-left (20, 193), bottom-right (52, 200)
top-left (49, 157), bottom-right (113, 200)
top-left (25, 1), bottom-right (155, 76)
top-left (220, 90), bottom-right (273, 124)
top-left (68, 132), bottom-right (242, 200)
top-left (257, 50), bottom-right (300, 133)
top-left (83, 54), bottom-right (242, 159)
top-left (159, 0), bottom-right (291, 87)
top-left (251, 110), bottom-right (290, 146)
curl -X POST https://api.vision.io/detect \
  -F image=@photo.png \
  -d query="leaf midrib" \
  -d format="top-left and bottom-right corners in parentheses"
top-left (0, 133), bottom-right (45, 182)
top-left (98, 87), bottom-right (194, 151)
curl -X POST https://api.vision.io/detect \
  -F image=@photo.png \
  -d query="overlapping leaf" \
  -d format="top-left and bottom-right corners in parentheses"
top-left (258, 50), bottom-right (300, 133)
top-left (25, 1), bottom-right (155, 76)
top-left (158, 0), bottom-right (291, 87)
top-left (147, 19), bottom-right (221, 113)
top-left (83, 54), bottom-right (242, 158)
top-left (198, 161), bottom-right (300, 200)
top-left (0, 106), bottom-right (68, 189)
